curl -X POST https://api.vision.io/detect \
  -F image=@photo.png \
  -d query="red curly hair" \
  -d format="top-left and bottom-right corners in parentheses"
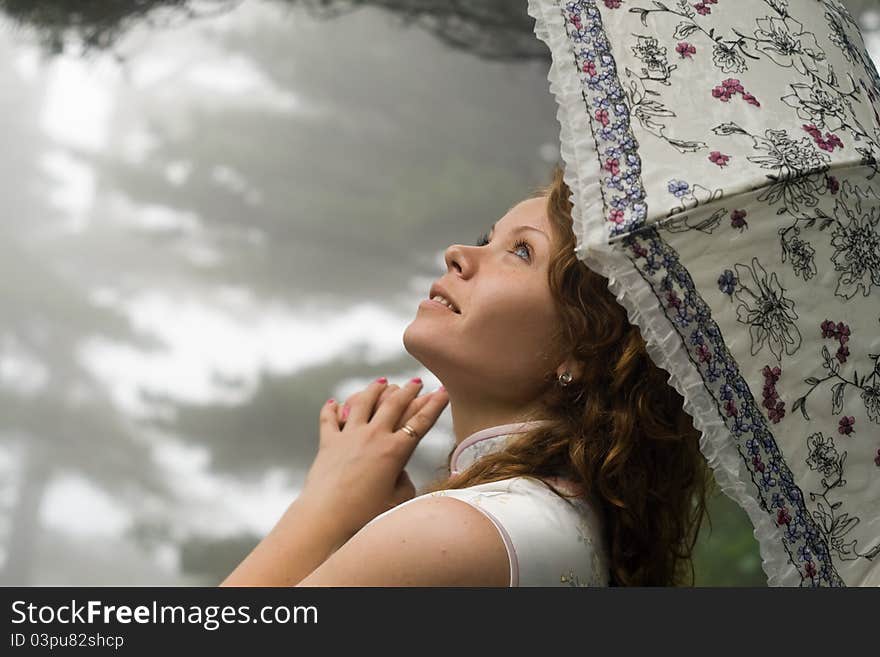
top-left (420, 164), bottom-right (717, 586)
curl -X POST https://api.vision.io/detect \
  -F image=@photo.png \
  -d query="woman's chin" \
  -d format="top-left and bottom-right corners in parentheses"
top-left (402, 326), bottom-right (449, 370)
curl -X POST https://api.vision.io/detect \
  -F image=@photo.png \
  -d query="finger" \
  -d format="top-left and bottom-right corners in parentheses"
top-left (372, 377), bottom-right (424, 430)
top-left (340, 384), bottom-right (399, 426)
top-left (338, 390), bottom-right (360, 424)
top-left (377, 384), bottom-right (400, 408)
top-left (345, 377), bottom-right (389, 425)
top-left (394, 392), bottom-right (434, 431)
top-left (320, 397), bottom-right (340, 441)
top-left (393, 388), bottom-right (449, 450)
top-left (337, 399), bottom-right (347, 424)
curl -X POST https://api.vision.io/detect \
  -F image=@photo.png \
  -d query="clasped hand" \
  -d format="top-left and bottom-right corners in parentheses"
top-left (298, 377), bottom-right (449, 542)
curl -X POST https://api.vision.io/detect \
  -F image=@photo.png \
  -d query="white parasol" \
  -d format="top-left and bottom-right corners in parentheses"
top-left (527, 0), bottom-right (880, 586)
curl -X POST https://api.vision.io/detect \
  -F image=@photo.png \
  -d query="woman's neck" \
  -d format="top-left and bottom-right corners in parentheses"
top-left (447, 393), bottom-right (548, 445)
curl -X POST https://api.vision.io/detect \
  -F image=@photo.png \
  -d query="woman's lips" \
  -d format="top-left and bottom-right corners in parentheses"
top-left (420, 298), bottom-right (460, 314)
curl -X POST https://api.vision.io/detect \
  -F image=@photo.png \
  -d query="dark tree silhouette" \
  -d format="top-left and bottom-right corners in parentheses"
top-left (3, 0), bottom-right (875, 64)
top-left (0, 0), bottom-right (546, 60)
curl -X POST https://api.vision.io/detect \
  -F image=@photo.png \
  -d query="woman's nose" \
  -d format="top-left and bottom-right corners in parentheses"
top-left (444, 243), bottom-right (465, 272)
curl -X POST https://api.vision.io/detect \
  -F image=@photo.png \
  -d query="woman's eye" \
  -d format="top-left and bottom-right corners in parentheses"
top-left (512, 239), bottom-right (532, 261)
top-left (474, 233), bottom-right (530, 262)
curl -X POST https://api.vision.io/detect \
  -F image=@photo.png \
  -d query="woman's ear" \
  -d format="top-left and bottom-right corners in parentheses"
top-left (558, 359), bottom-right (585, 384)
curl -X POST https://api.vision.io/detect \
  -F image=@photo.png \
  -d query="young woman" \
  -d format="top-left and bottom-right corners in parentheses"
top-left (222, 165), bottom-right (715, 587)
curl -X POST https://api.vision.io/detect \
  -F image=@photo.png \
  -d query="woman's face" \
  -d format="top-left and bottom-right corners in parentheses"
top-left (404, 196), bottom-right (565, 406)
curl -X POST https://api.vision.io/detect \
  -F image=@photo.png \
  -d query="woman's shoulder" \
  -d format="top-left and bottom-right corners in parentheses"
top-left (360, 475), bottom-right (609, 586)
top-left (423, 476), bottom-right (610, 587)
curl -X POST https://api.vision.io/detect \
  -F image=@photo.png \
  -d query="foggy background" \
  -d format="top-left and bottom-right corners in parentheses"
top-left (1, 0), bottom-right (876, 585)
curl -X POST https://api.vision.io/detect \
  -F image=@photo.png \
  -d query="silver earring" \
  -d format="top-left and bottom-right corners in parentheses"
top-left (558, 371), bottom-right (573, 387)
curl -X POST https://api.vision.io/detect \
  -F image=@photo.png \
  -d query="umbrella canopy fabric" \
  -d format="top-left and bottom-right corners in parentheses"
top-left (527, 0), bottom-right (880, 586)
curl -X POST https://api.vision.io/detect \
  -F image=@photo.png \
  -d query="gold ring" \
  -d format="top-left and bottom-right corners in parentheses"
top-left (401, 424), bottom-right (419, 439)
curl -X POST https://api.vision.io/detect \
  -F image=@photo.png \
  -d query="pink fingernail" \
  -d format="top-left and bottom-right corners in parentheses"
top-left (327, 398), bottom-right (335, 405)
top-left (411, 377), bottom-right (422, 384)
top-left (376, 376), bottom-right (388, 384)
top-left (341, 405), bottom-right (350, 421)
top-left (438, 385), bottom-right (445, 392)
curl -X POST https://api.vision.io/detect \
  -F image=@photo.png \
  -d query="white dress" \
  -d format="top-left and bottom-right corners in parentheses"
top-left (362, 420), bottom-right (611, 587)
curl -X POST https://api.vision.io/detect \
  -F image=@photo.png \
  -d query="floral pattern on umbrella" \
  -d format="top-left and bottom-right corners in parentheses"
top-left (528, 0), bottom-right (880, 585)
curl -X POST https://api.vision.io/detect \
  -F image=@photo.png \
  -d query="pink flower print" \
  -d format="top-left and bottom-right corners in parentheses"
top-left (595, 108), bottom-right (610, 126)
top-left (583, 60), bottom-right (597, 77)
top-left (709, 150), bottom-right (730, 167)
top-left (776, 507), bottom-right (792, 526)
top-left (604, 157), bottom-right (620, 176)
top-left (820, 319), bottom-right (838, 338)
top-left (568, 12), bottom-right (582, 29)
top-left (803, 124), bottom-right (844, 152)
top-left (838, 416), bottom-right (855, 435)
top-left (762, 365), bottom-right (785, 423)
top-left (821, 319), bottom-right (851, 363)
top-left (609, 209), bottom-right (625, 224)
top-left (803, 124), bottom-right (822, 139)
top-left (697, 343), bottom-right (711, 363)
top-left (603, 0), bottom-right (622, 8)
top-left (805, 561), bottom-right (817, 578)
top-left (763, 386), bottom-right (779, 406)
top-left (722, 78), bottom-right (744, 94)
top-left (713, 78), bottom-right (760, 106)
top-left (724, 398), bottom-right (739, 417)
top-left (712, 86), bottom-right (732, 102)
top-left (694, 3), bottom-right (711, 15)
top-left (826, 175), bottom-right (840, 193)
top-left (767, 402), bottom-right (786, 423)
top-left (874, 448), bottom-right (880, 467)
top-left (676, 42), bottom-right (696, 58)
top-left (762, 365), bottom-right (782, 384)
top-left (730, 208), bottom-right (748, 228)
top-left (752, 454), bottom-right (765, 472)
